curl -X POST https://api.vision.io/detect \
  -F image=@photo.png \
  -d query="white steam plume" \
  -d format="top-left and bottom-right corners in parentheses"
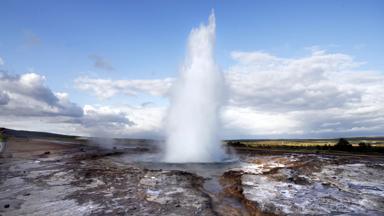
top-left (164, 11), bottom-right (225, 162)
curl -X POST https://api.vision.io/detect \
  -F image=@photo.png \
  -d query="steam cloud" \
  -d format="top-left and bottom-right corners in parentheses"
top-left (164, 11), bottom-right (225, 162)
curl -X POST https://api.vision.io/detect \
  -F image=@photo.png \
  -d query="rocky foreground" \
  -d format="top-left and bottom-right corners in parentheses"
top-left (0, 138), bottom-right (383, 216)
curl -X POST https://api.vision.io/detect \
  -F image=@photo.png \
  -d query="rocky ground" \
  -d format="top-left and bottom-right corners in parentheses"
top-left (223, 154), bottom-right (384, 215)
top-left (0, 138), bottom-right (383, 216)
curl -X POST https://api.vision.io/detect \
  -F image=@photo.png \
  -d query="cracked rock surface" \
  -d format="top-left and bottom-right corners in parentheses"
top-left (1, 138), bottom-right (384, 216)
top-left (222, 154), bottom-right (384, 216)
top-left (0, 140), bottom-right (214, 216)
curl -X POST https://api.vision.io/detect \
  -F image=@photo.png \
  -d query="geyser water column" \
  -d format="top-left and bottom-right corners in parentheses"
top-left (164, 11), bottom-right (225, 163)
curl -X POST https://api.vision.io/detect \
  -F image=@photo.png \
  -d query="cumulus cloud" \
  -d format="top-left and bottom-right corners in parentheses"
top-left (83, 105), bottom-right (165, 138)
top-left (0, 72), bottom-right (83, 117)
top-left (0, 91), bottom-right (10, 105)
top-left (80, 105), bottom-right (134, 128)
top-left (0, 105), bottom-right (164, 138)
top-left (78, 105), bottom-right (164, 137)
top-left (1, 48), bottom-right (383, 138)
top-left (89, 54), bottom-right (115, 71)
top-left (226, 50), bottom-right (363, 111)
top-left (0, 71), bottom-right (162, 138)
top-left (75, 76), bottom-right (173, 99)
top-left (223, 49), bottom-right (384, 137)
top-left (221, 106), bottom-right (301, 138)
top-left (72, 49), bottom-right (384, 138)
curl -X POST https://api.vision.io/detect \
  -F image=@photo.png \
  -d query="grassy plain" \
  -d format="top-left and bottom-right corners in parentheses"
top-left (225, 138), bottom-right (384, 155)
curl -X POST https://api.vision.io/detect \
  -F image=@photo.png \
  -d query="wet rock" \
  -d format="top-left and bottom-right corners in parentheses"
top-left (221, 170), bottom-right (273, 216)
top-left (139, 170), bottom-right (212, 213)
top-left (288, 175), bottom-right (310, 185)
top-left (84, 171), bottom-right (92, 178)
top-left (238, 160), bottom-right (384, 215)
top-left (221, 171), bottom-right (244, 199)
top-left (2, 137), bottom-right (384, 216)
top-left (321, 182), bottom-right (331, 186)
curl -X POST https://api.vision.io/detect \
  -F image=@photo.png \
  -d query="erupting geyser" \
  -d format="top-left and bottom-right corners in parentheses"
top-left (164, 11), bottom-right (225, 163)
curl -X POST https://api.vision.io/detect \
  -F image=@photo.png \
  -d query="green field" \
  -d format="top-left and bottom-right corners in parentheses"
top-left (225, 137), bottom-right (384, 154)
top-left (226, 138), bottom-right (384, 147)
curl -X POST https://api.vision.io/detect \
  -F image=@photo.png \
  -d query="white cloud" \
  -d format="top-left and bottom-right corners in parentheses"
top-left (0, 57), bottom-right (4, 65)
top-left (226, 50), bottom-right (365, 111)
top-left (66, 105), bottom-right (136, 137)
top-left (75, 76), bottom-right (173, 99)
top-left (223, 50), bottom-right (384, 137)
top-left (231, 51), bottom-right (279, 64)
top-left (221, 106), bottom-right (301, 138)
top-left (71, 49), bottom-right (384, 138)
top-left (78, 105), bottom-right (165, 138)
top-left (0, 72), bottom-right (83, 117)
top-left (0, 72), bottom-right (150, 137)
top-left (1, 49), bottom-right (383, 138)
top-left (0, 104), bottom-right (165, 138)
top-left (0, 91), bottom-right (10, 105)
top-left (113, 105), bottom-right (166, 138)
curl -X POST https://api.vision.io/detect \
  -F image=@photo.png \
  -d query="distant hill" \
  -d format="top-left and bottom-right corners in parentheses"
top-left (2, 127), bottom-right (384, 142)
top-left (1, 127), bottom-right (77, 139)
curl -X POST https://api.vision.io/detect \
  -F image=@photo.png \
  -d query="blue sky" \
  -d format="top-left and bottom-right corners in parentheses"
top-left (0, 1), bottom-right (383, 138)
top-left (1, 1), bottom-right (383, 89)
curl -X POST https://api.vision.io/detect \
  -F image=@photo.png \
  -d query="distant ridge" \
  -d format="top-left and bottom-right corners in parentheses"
top-left (2, 127), bottom-right (383, 141)
top-left (1, 127), bottom-right (77, 139)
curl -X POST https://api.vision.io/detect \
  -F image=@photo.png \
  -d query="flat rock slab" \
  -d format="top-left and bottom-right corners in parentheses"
top-left (0, 144), bottom-right (214, 216)
top-left (223, 155), bottom-right (384, 215)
